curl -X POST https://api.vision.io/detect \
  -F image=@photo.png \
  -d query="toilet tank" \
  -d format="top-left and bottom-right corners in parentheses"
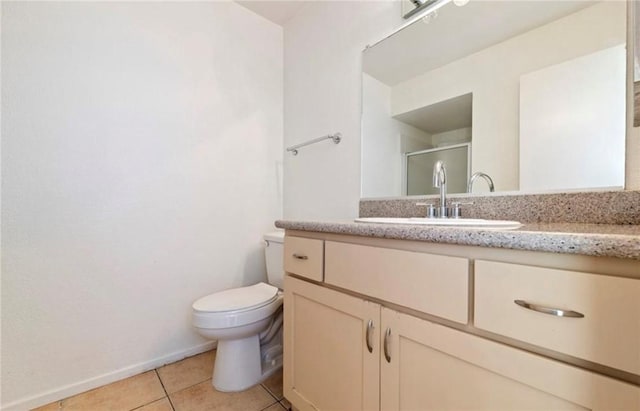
top-left (264, 231), bottom-right (285, 289)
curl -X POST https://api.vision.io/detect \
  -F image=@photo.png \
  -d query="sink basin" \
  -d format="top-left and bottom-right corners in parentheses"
top-left (354, 217), bottom-right (522, 229)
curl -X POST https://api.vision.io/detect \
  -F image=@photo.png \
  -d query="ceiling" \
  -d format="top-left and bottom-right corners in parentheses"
top-left (394, 93), bottom-right (472, 134)
top-left (236, 1), bottom-right (308, 26)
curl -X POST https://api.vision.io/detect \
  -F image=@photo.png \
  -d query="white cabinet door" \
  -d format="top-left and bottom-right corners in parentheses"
top-left (283, 276), bottom-right (380, 411)
top-left (380, 307), bottom-right (640, 411)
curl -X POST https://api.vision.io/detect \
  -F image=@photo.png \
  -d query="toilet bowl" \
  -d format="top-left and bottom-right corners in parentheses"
top-left (192, 231), bottom-right (285, 392)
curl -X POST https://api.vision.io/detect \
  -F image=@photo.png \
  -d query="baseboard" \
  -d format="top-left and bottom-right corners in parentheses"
top-left (1, 341), bottom-right (217, 411)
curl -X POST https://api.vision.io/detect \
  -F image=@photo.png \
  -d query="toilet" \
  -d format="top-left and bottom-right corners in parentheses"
top-left (192, 231), bottom-right (285, 392)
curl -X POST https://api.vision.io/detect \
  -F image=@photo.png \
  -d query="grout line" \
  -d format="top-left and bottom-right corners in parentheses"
top-left (154, 369), bottom-right (177, 411)
top-left (154, 349), bottom-right (216, 399)
top-left (129, 398), bottom-right (168, 411)
top-left (258, 400), bottom-right (281, 411)
top-left (258, 385), bottom-right (280, 410)
top-left (160, 377), bottom-right (212, 399)
top-left (260, 383), bottom-right (276, 400)
top-left (279, 400), bottom-right (291, 411)
top-left (261, 374), bottom-right (286, 402)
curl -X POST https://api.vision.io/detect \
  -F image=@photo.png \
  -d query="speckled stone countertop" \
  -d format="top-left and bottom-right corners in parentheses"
top-left (274, 220), bottom-right (640, 260)
top-left (360, 190), bottom-right (640, 225)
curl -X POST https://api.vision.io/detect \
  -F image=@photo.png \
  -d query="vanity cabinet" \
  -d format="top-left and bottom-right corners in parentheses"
top-left (324, 241), bottom-right (469, 324)
top-left (282, 234), bottom-right (640, 411)
top-left (283, 275), bottom-right (380, 411)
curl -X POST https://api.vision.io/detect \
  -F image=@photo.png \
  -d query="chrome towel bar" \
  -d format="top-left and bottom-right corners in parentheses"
top-left (286, 133), bottom-right (341, 155)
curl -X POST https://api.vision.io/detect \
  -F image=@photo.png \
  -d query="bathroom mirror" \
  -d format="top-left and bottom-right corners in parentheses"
top-left (634, 0), bottom-right (640, 127)
top-left (361, 0), bottom-right (627, 198)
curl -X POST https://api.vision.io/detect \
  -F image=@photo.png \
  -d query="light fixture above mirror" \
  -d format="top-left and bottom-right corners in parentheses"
top-left (403, 0), bottom-right (470, 20)
top-left (403, 0), bottom-right (439, 20)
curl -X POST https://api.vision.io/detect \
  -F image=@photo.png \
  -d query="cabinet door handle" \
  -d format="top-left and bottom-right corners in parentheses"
top-left (514, 300), bottom-right (584, 318)
top-left (383, 328), bottom-right (392, 363)
top-left (292, 254), bottom-right (308, 260)
top-left (365, 320), bottom-right (374, 353)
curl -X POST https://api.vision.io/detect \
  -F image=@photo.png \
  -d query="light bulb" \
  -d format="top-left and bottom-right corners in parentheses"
top-left (453, 0), bottom-right (470, 6)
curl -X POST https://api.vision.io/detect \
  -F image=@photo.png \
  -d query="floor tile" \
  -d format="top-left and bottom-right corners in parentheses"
top-left (35, 371), bottom-right (165, 411)
top-left (280, 397), bottom-right (292, 410)
top-left (32, 401), bottom-right (62, 411)
top-left (156, 350), bottom-right (215, 394)
top-left (134, 397), bottom-right (173, 411)
top-left (261, 403), bottom-right (286, 411)
top-left (170, 381), bottom-right (276, 411)
top-left (261, 371), bottom-right (283, 400)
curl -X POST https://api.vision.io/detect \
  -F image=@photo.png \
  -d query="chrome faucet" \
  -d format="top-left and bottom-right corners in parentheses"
top-left (433, 160), bottom-right (448, 218)
top-left (467, 172), bottom-right (495, 193)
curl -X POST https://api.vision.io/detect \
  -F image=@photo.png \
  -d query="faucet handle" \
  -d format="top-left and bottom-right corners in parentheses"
top-left (450, 201), bottom-right (473, 218)
top-left (416, 202), bottom-right (437, 218)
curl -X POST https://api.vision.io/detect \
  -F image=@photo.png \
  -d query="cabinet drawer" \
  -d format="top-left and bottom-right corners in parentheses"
top-left (475, 260), bottom-right (640, 375)
top-left (325, 241), bottom-right (469, 324)
top-left (284, 236), bottom-right (324, 281)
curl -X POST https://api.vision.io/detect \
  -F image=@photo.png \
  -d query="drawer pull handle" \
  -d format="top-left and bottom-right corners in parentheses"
top-left (292, 254), bottom-right (308, 260)
top-left (384, 328), bottom-right (392, 363)
top-left (514, 300), bottom-right (584, 318)
top-left (365, 320), bottom-right (374, 353)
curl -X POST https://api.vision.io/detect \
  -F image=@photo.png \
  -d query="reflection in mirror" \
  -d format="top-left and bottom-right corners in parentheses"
top-left (361, 0), bottom-right (626, 198)
top-left (634, 0), bottom-right (640, 126)
top-left (407, 143), bottom-right (470, 195)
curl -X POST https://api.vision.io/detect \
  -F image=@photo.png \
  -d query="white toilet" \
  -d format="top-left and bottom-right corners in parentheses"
top-left (192, 231), bottom-right (285, 392)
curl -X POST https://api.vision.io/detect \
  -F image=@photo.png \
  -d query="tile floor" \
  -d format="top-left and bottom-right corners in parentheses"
top-left (33, 350), bottom-right (291, 411)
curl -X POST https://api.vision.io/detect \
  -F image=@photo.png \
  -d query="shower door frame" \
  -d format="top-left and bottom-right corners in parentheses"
top-left (403, 142), bottom-right (472, 196)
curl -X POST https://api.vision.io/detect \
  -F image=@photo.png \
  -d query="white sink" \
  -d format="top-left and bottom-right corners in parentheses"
top-left (354, 217), bottom-right (522, 229)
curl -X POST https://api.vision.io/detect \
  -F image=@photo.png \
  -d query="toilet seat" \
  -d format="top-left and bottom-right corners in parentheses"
top-left (193, 282), bottom-right (278, 313)
top-left (192, 283), bottom-right (283, 330)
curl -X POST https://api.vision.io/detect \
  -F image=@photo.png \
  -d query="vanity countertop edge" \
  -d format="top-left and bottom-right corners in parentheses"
top-left (274, 220), bottom-right (640, 260)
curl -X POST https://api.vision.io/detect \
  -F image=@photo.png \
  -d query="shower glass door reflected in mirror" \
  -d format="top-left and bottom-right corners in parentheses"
top-left (406, 143), bottom-right (470, 196)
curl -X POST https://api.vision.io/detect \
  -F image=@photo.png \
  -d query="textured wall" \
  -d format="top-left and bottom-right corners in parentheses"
top-left (1, 3), bottom-right (282, 409)
top-left (283, 1), bottom-right (402, 219)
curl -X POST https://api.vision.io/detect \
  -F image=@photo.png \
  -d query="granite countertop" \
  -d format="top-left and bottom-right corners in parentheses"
top-left (275, 219), bottom-right (640, 260)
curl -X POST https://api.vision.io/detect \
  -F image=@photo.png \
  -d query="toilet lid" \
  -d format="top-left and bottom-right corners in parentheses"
top-left (192, 282), bottom-right (278, 313)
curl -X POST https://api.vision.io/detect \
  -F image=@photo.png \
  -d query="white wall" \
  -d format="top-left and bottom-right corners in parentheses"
top-left (391, 1), bottom-right (626, 192)
top-left (283, 1), bottom-right (402, 219)
top-left (520, 45), bottom-right (626, 191)
top-left (431, 127), bottom-right (471, 148)
top-left (1, 2), bottom-right (282, 409)
top-left (361, 73), bottom-right (431, 198)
